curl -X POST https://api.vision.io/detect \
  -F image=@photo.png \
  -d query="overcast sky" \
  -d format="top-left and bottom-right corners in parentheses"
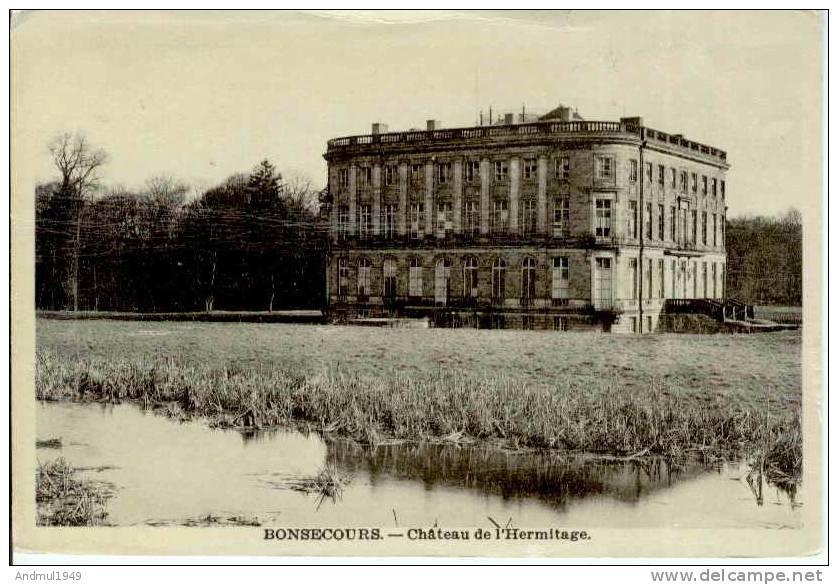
top-left (12, 10), bottom-right (823, 217)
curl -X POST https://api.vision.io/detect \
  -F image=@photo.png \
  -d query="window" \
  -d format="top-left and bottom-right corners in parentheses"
top-left (630, 317), bottom-right (638, 333)
top-left (520, 199), bottom-right (536, 235)
top-left (555, 157), bottom-right (570, 180)
top-left (521, 257), bottom-right (536, 303)
top-left (711, 178), bottom-right (718, 197)
top-left (357, 259), bottom-right (371, 299)
top-left (553, 317), bottom-right (568, 332)
top-left (702, 262), bottom-right (708, 298)
top-left (410, 163), bottom-right (424, 183)
top-left (436, 202), bottom-right (452, 237)
top-left (553, 197), bottom-right (569, 237)
top-left (712, 214), bottom-right (718, 247)
top-left (658, 164), bottom-right (665, 187)
top-left (382, 204), bottom-right (396, 239)
top-left (702, 176), bottom-right (708, 196)
top-left (384, 165), bottom-right (398, 187)
top-left (691, 172), bottom-right (698, 194)
top-left (494, 161), bottom-right (509, 182)
top-left (645, 203), bottom-right (653, 240)
top-left (434, 258), bottom-right (451, 305)
top-left (492, 258), bottom-right (506, 302)
top-left (658, 259), bottom-right (665, 298)
top-left (692, 260), bottom-right (699, 299)
top-left (721, 180), bottom-right (726, 199)
top-left (383, 259), bottom-right (397, 299)
top-left (720, 264), bottom-right (725, 297)
top-left (492, 200), bottom-right (509, 233)
top-left (670, 260), bottom-right (677, 299)
top-left (358, 167), bottom-right (372, 188)
top-left (409, 203), bottom-right (424, 239)
top-left (657, 204), bottom-right (665, 240)
top-left (646, 316), bottom-right (653, 333)
top-left (691, 210), bottom-right (698, 244)
top-left (644, 162), bottom-right (652, 183)
top-left (670, 168), bottom-right (676, 189)
top-left (337, 206), bottom-right (349, 240)
top-left (464, 200), bottom-right (480, 235)
top-left (712, 263), bottom-right (717, 298)
top-left (523, 158), bottom-right (537, 181)
top-left (358, 205), bottom-right (371, 238)
top-left (645, 258), bottom-right (653, 300)
top-left (338, 169), bottom-right (349, 190)
top-left (629, 159), bottom-right (638, 183)
top-left (522, 316), bottom-right (534, 330)
top-left (596, 156), bottom-right (616, 181)
top-left (670, 206), bottom-right (676, 241)
top-left (436, 162), bottom-right (452, 184)
top-left (552, 257), bottom-right (569, 301)
top-left (409, 258), bottom-right (423, 298)
top-left (337, 258), bottom-right (349, 297)
top-left (629, 258), bottom-right (638, 300)
top-left (701, 211), bottom-right (707, 245)
top-left (595, 199), bottom-right (612, 238)
top-left (627, 200), bottom-right (638, 239)
top-left (465, 160), bottom-right (480, 183)
top-left (679, 171), bottom-right (688, 193)
top-left (721, 212), bottom-right (726, 245)
top-left (464, 257), bottom-right (479, 299)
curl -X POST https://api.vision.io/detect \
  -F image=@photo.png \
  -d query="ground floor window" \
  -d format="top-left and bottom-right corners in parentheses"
top-left (337, 258), bottom-right (349, 297)
top-left (593, 257), bottom-right (613, 309)
top-left (521, 257), bottom-right (536, 304)
top-left (552, 257), bottom-right (569, 302)
top-left (553, 316), bottom-right (568, 331)
top-left (357, 258), bottom-right (371, 299)
top-left (409, 258), bottom-right (423, 298)
top-left (492, 258), bottom-right (506, 302)
top-left (434, 258), bottom-right (451, 305)
top-left (464, 257), bottom-right (479, 299)
top-left (383, 259), bottom-right (397, 299)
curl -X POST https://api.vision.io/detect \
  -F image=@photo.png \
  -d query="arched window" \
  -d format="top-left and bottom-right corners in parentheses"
top-left (357, 258), bottom-right (371, 299)
top-left (521, 257), bottom-right (536, 304)
top-left (464, 257), bottom-right (479, 299)
top-left (434, 258), bottom-right (451, 306)
top-left (409, 258), bottom-right (423, 299)
top-left (383, 259), bottom-right (397, 300)
top-left (492, 258), bottom-right (506, 303)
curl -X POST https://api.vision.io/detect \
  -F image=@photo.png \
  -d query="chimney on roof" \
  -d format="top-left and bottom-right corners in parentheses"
top-left (504, 112), bottom-right (516, 125)
top-left (426, 120), bottom-right (442, 131)
top-left (371, 122), bottom-right (388, 135)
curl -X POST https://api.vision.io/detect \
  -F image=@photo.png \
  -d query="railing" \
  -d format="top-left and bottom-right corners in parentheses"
top-left (327, 121), bottom-right (727, 163)
top-left (664, 298), bottom-right (725, 321)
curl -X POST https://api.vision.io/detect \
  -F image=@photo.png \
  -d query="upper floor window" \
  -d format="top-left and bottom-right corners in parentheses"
top-left (712, 178), bottom-right (718, 197)
top-left (644, 162), bottom-right (652, 183)
top-left (358, 166), bottom-right (372, 188)
top-left (670, 167), bottom-right (676, 189)
top-left (410, 163), bottom-right (424, 183)
top-left (644, 202), bottom-right (653, 240)
top-left (702, 175), bottom-right (708, 196)
top-left (337, 168), bottom-right (349, 190)
top-left (553, 197), bottom-right (569, 237)
top-left (627, 200), bottom-right (638, 239)
top-left (595, 198), bottom-right (612, 238)
top-left (691, 172), bottom-right (698, 194)
top-left (409, 203), bottom-right (424, 239)
top-left (701, 211), bottom-right (708, 245)
top-left (382, 204), bottom-right (396, 239)
top-left (463, 200), bottom-right (480, 235)
top-left (523, 158), bottom-right (538, 181)
top-left (436, 202), bottom-right (452, 237)
top-left (721, 180), bottom-right (726, 199)
top-left (679, 171), bottom-right (688, 193)
top-left (494, 161), bottom-right (509, 182)
top-left (465, 160), bottom-right (480, 183)
top-left (492, 200), bottom-right (509, 233)
top-left (555, 157), bottom-right (570, 181)
top-left (628, 159), bottom-right (638, 183)
top-left (337, 206), bottom-right (349, 240)
top-left (384, 165), bottom-right (398, 187)
top-left (436, 162), bottom-right (452, 184)
top-left (670, 206), bottom-right (676, 241)
top-left (596, 156), bottom-right (615, 181)
top-left (658, 165), bottom-right (665, 187)
top-left (657, 204), bottom-right (665, 241)
top-left (358, 204), bottom-right (372, 239)
top-left (520, 199), bottom-right (536, 235)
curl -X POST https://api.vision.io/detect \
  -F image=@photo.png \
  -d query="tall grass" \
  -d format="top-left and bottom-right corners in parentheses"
top-left (36, 457), bottom-right (111, 526)
top-left (35, 349), bottom-right (801, 479)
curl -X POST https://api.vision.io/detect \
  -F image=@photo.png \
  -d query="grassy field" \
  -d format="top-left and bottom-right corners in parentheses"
top-left (35, 319), bottom-right (802, 479)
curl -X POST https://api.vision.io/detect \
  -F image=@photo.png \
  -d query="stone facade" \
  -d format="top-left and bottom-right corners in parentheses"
top-left (322, 111), bottom-right (729, 332)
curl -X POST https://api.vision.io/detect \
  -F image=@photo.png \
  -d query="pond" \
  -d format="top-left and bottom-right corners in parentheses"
top-left (36, 401), bottom-right (801, 529)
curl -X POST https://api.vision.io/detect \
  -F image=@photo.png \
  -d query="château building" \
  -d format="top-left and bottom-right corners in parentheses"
top-left (322, 106), bottom-right (729, 332)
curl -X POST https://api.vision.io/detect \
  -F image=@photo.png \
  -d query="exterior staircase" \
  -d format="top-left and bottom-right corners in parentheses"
top-left (663, 298), bottom-right (797, 332)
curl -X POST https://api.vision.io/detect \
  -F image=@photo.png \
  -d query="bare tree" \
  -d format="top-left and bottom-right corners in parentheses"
top-left (282, 172), bottom-right (320, 215)
top-left (48, 132), bottom-right (108, 311)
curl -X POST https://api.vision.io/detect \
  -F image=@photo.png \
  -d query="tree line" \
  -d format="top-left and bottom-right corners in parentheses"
top-left (35, 133), bottom-right (326, 312)
top-left (725, 209), bottom-right (802, 306)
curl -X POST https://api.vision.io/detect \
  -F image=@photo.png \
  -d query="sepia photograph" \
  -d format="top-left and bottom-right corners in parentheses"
top-left (9, 9), bottom-right (825, 563)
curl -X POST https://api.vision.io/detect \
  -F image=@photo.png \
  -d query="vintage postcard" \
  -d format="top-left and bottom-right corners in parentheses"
top-left (9, 9), bottom-right (825, 562)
